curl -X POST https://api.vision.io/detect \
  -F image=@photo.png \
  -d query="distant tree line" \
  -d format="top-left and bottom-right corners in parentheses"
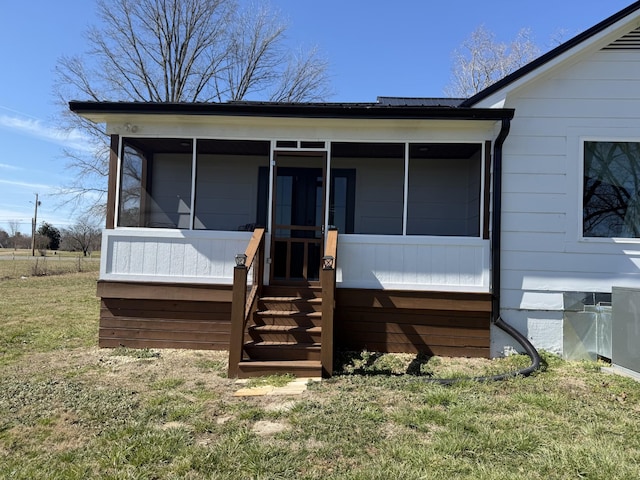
top-left (0, 217), bottom-right (101, 256)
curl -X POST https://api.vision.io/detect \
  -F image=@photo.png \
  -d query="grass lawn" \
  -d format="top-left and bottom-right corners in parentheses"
top-left (0, 249), bottom-right (99, 280)
top-left (1, 272), bottom-right (640, 479)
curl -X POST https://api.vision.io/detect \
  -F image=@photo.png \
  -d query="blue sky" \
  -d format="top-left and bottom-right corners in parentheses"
top-left (0, 0), bottom-right (633, 233)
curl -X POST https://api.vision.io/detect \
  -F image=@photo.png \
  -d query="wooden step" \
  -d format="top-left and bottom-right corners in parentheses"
top-left (258, 296), bottom-right (322, 312)
top-left (244, 341), bottom-right (321, 361)
top-left (261, 286), bottom-right (322, 298)
top-left (237, 360), bottom-right (322, 378)
top-left (253, 310), bottom-right (322, 328)
top-left (256, 310), bottom-right (322, 318)
top-left (249, 325), bottom-right (322, 343)
top-left (237, 288), bottom-right (325, 378)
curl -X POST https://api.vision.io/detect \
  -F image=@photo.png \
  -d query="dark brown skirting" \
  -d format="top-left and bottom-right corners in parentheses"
top-left (98, 280), bottom-right (232, 350)
top-left (97, 281), bottom-right (491, 357)
top-left (334, 288), bottom-right (491, 358)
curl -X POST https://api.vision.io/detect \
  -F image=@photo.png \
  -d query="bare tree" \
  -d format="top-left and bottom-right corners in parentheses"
top-left (7, 220), bottom-right (20, 251)
top-left (446, 25), bottom-right (540, 98)
top-left (0, 228), bottom-right (9, 249)
top-left (62, 217), bottom-right (102, 257)
top-left (55, 0), bottom-right (331, 214)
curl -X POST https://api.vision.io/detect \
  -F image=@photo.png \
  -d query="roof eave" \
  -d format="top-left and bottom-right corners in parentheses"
top-left (69, 101), bottom-right (514, 122)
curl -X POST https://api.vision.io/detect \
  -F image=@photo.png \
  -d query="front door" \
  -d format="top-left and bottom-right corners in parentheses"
top-left (271, 154), bottom-right (325, 284)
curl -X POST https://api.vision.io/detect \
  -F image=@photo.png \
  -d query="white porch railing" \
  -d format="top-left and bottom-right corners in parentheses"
top-left (336, 235), bottom-right (490, 292)
top-left (100, 229), bottom-right (490, 292)
top-left (100, 228), bottom-right (253, 284)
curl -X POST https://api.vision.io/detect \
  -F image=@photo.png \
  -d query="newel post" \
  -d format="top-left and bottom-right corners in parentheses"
top-left (228, 257), bottom-right (248, 378)
top-left (321, 229), bottom-right (338, 378)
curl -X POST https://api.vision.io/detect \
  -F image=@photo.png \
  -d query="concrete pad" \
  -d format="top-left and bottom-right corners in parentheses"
top-left (233, 377), bottom-right (321, 396)
top-left (602, 365), bottom-right (640, 383)
top-left (267, 386), bottom-right (307, 396)
top-left (233, 386), bottom-right (274, 396)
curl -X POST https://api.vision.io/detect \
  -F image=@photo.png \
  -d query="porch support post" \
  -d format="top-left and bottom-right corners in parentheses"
top-left (403, 142), bottom-right (409, 235)
top-left (189, 138), bottom-right (197, 230)
top-left (106, 134), bottom-right (119, 229)
top-left (324, 143), bottom-right (332, 234)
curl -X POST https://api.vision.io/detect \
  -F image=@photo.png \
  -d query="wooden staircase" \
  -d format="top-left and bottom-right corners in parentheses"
top-left (237, 286), bottom-right (324, 378)
top-left (228, 228), bottom-right (337, 379)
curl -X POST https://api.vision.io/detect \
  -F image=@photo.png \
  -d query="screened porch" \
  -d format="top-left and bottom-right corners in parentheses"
top-left (101, 137), bottom-right (490, 292)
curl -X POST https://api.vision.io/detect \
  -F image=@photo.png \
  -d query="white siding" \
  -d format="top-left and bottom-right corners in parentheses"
top-left (498, 49), bottom-right (640, 355)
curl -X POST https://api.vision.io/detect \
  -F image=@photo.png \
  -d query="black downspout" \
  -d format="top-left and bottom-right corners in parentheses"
top-left (491, 117), bottom-right (510, 323)
top-left (418, 116), bottom-right (541, 384)
top-left (490, 117), bottom-right (542, 378)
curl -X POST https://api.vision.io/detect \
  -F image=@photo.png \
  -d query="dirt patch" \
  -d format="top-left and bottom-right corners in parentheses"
top-left (252, 420), bottom-right (289, 436)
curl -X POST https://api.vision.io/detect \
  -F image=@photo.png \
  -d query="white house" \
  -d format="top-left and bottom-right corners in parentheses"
top-left (70, 1), bottom-right (640, 377)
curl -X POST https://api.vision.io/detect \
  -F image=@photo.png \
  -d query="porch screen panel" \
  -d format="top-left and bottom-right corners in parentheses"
top-left (407, 143), bottom-right (482, 237)
top-left (118, 138), bottom-right (193, 228)
top-left (331, 142), bottom-right (404, 235)
top-left (194, 140), bottom-right (269, 231)
top-left (118, 141), bottom-right (144, 227)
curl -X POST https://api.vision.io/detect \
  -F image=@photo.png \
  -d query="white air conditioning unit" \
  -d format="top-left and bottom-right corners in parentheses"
top-left (612, 287), bottom-right (640, 379)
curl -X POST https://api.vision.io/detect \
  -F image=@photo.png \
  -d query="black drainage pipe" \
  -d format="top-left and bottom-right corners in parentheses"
top-left (421, 317), bottom-right (542, 385)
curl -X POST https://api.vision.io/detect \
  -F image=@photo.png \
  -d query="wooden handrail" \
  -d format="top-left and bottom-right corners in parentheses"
top-left (228, 228), bottom-right (265, 378)
top-left (321, 228), bottom-right (338, 377)
top-left (325, 228), bottom-right (338, 260)
top-left (244, 227), bottom-right (265, 271)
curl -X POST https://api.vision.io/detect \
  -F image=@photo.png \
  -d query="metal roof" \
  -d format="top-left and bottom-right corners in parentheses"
top-left (377, 97), bottom-right (465, 107)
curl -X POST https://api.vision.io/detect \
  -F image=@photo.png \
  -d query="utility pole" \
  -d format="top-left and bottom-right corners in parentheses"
top-left (31, 193), bottom-right (40, 256)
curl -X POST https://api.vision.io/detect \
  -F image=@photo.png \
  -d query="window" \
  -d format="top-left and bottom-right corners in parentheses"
top-left (329, 169), bottom-right (355, 234)
top-left (584, 141), bottom-right (640, 238)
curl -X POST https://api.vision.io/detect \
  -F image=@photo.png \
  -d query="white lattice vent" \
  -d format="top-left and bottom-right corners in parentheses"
top-left (602, 26), bottom-right (640, 50)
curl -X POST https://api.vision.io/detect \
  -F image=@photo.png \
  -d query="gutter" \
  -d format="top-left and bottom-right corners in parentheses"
top-left (68, 100), bottom-right (515, 122)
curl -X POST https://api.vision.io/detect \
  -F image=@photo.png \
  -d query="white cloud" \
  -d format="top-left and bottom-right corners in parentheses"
top-left (0, 113), bottom-right (93, 153)
top-left (0, 178), bottom-right (54, 191)
top-left (0, 163), bottom-right (21, 171)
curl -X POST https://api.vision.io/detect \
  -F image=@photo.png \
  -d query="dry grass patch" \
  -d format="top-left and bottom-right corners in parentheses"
top-left (2, 271), bottom-right (640, 479)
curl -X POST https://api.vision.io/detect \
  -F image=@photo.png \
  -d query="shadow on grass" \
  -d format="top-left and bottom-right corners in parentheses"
top-left (334, 350), bottom-right (436, 377)
top-left (334, 349), bottom-right (549, 381)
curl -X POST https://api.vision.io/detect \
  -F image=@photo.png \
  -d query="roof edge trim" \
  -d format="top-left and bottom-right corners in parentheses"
top-left (69, 101), bottom-right (514, 121)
